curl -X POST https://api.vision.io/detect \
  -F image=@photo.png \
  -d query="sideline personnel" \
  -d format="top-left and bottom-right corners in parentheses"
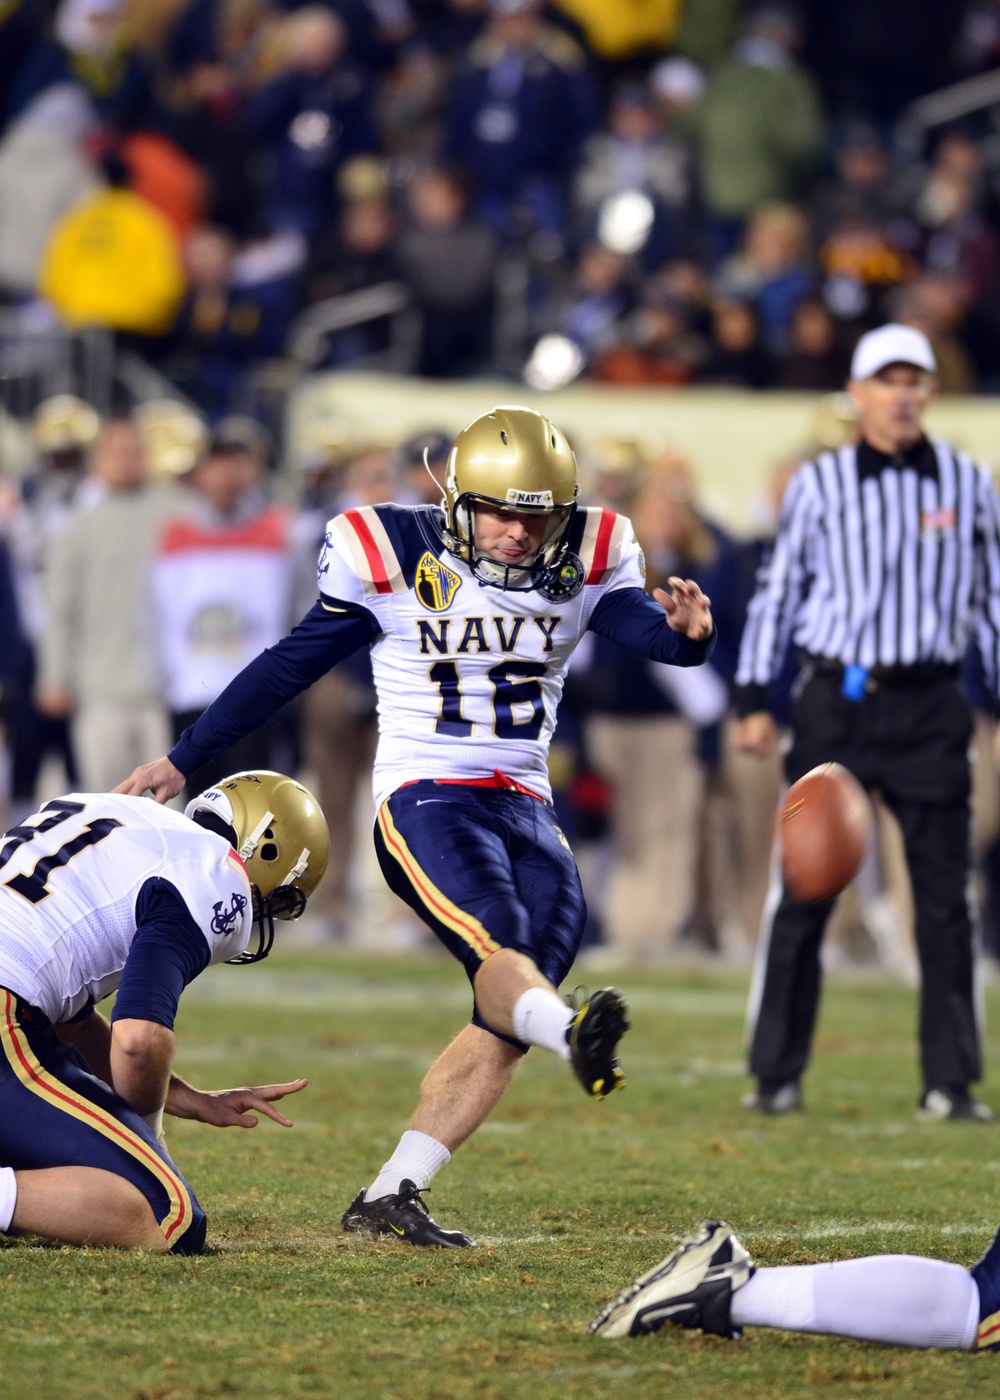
top-left (733, 323), bottom-right (1000, 1121)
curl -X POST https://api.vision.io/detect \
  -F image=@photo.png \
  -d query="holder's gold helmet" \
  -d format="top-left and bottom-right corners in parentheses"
top-left (442, 405), bottom-right (578, 590)
top-left (186, 771), bottom-right (330, 963)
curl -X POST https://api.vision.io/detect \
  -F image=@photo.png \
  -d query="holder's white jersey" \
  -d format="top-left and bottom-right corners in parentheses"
top-left (317, 504), bottom-right (644, 806)
top-left (0, 794), bottom-right (252, 1025)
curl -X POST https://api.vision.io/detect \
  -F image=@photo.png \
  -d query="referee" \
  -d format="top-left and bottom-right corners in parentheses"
top-left (733, 323), bottom-right (1000, 1122)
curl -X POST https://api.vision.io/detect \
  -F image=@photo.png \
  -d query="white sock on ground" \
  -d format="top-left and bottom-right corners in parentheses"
top-left (511, 987), bottom-right (572, 1059)
top-left (731, 1256), bottom-right (980, 1350)
top-left (0, 1166), bottom-right (17, 1232)
top-left (364, 1130), bottom-right (451, 1201)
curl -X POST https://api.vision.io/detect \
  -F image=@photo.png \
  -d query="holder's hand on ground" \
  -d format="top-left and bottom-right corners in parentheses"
top-left (114, 756), bottom-right (185, 801)
top-left (732, 711), bottom-right (779, 758)
top-left (172, 1079), bottom-right (309, 1129)
top-left (654, 577), bottom-right (713, 641)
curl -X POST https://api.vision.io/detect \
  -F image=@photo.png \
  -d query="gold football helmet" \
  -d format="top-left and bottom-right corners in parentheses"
top-left (32, 395), bottom-right (100, 456)
top-left (442, 405), bottom-right (578, 590)
top-left (132, 399), bottom-right (208, 480)
top-left (186, 771), bottom-right (330, 963)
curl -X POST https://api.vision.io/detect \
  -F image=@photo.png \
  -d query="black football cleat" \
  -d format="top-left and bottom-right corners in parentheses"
top-left (566, 986), bottom-right (630, 1099)
top-left (340, 1179), bottom-right (475, 1247)
top-left (741, 1080), bottom-right (801, 1114)
top-left (590, 1220), bottom-right (754, 1339)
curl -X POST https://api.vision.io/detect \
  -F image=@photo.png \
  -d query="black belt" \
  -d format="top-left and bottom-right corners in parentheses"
top-left (804, 654), bottom-right (959, 690)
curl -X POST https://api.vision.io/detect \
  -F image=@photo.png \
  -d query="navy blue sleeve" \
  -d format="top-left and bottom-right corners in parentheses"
top-left (169, 598), bottom-right (380, 777)
top-left (111, 878), bottom-right (212, 1030)
top-left (589, 587), bottom-right (717, 667)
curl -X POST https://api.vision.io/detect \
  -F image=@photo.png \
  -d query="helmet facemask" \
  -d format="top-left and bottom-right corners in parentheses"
top-left (448, 492), bottom-right (576, 591)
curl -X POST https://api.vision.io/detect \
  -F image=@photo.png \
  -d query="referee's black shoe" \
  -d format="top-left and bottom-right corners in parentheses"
top-left (741, 1080), bottom-right (801, 1114)
top-left (566, 986), bottom-right (630, 1098)
top-left (917, 1088), bottom-right (995, 1123)
top-left (341, 1180), bottom-right (475, 1247)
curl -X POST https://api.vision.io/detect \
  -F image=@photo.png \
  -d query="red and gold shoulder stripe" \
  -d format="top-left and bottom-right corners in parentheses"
top-left (577, 508), bottom-right (629, 584)
top-left (332, 508), bottom-right (408, 597)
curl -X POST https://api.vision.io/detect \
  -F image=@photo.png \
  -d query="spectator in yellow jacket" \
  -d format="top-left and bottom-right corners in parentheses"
top-left (38, 156), bottom-right (185, 336)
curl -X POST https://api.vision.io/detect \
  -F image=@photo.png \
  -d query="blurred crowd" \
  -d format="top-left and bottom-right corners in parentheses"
top-left (4, 390), bottom-right (1000, 978)
top-left (3, 0), bottom-right (1000, 407)
top-left (4, 0), bottom-right (1000, 970)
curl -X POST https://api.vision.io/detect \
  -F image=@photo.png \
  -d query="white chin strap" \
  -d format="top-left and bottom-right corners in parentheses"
top-left (239, 810), bottom-right (274, 862)
top-left (281, 848), bottom-right (311, 886)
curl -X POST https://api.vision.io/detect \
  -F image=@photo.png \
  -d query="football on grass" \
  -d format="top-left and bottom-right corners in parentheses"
top-left (779, 762), bottom-right (873, 903)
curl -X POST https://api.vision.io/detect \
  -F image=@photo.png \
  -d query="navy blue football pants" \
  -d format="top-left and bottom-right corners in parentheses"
top-left (0, 989), bottom-right (206, 1253)
top-left (374, 781), bottom-right (587, 1046)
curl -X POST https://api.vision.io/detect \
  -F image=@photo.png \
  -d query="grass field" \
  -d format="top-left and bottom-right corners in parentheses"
top-left (4, 949), bottom-right (1000, 1399)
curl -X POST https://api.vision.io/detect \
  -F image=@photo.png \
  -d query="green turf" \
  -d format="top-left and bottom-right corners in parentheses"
top-left (4, 950), bottom-right (1000, 1399)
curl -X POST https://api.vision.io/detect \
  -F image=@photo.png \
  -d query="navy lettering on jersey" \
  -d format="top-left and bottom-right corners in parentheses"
top-left (457, 617), bottom-right (490, 654)
top-left (494, 617), bottom-right (526, 652)
top-left (532, 617), bottom-right (562, 652)
top-left (417, 619), bottom-right (451, 655)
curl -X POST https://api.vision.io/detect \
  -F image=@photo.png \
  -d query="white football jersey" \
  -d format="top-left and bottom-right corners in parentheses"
top-left (0, 794), bottom-right (252, 1024)
top-left (316, 504), bottom-right (644, 806)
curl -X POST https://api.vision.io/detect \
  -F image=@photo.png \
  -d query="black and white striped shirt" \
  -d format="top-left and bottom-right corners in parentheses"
top-left (734, 437), bottom-right (1000, 712)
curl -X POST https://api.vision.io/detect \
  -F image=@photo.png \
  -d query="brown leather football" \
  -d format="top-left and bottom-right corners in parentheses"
top-left (779, 762), bottom-right (873, 903)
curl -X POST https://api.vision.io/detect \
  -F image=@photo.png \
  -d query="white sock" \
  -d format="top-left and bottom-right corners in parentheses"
top-left (511, 987), bottom-right (572, 1059)
top-left (0, 1166), bottom-right (17, 1232)
top-left (731, 1257), bottom-right (980, 1350)
top-left (364, 1130), bottom-right (451, 1201)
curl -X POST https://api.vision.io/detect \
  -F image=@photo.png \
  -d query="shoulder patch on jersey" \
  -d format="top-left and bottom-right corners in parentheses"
top-left (415, 551), bottom-right (462, 611)
top-left (575, 507), bottom-right (625, 584)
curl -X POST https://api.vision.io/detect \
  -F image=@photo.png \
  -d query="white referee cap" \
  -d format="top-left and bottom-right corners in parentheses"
top-left (850, 323), bottom-right (937, 381)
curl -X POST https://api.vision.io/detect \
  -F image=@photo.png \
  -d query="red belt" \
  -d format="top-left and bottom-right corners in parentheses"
top-left (399, 769), bottom-right (546, 802)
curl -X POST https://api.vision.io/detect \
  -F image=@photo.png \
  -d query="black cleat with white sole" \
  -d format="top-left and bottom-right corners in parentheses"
top-left (341, 1179), bottom-right (475, 1247)
top-left (566, 986), bottom-right (630, 1099)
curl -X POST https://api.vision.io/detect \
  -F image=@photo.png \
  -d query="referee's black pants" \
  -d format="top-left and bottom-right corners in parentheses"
top-left (748, 666), bottom-right (981, 1096)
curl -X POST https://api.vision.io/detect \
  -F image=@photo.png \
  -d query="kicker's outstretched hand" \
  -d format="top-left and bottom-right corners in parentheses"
top-left (114, 757), bottom-right (186, 802)
top-left (654, 577), bottom-right (713, 641)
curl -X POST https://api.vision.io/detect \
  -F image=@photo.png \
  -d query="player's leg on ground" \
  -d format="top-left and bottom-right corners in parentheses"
top-left (7, 1165), bottom-right (168, 1251)
top-left (732, 1255), bottom-right (979, 1349)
